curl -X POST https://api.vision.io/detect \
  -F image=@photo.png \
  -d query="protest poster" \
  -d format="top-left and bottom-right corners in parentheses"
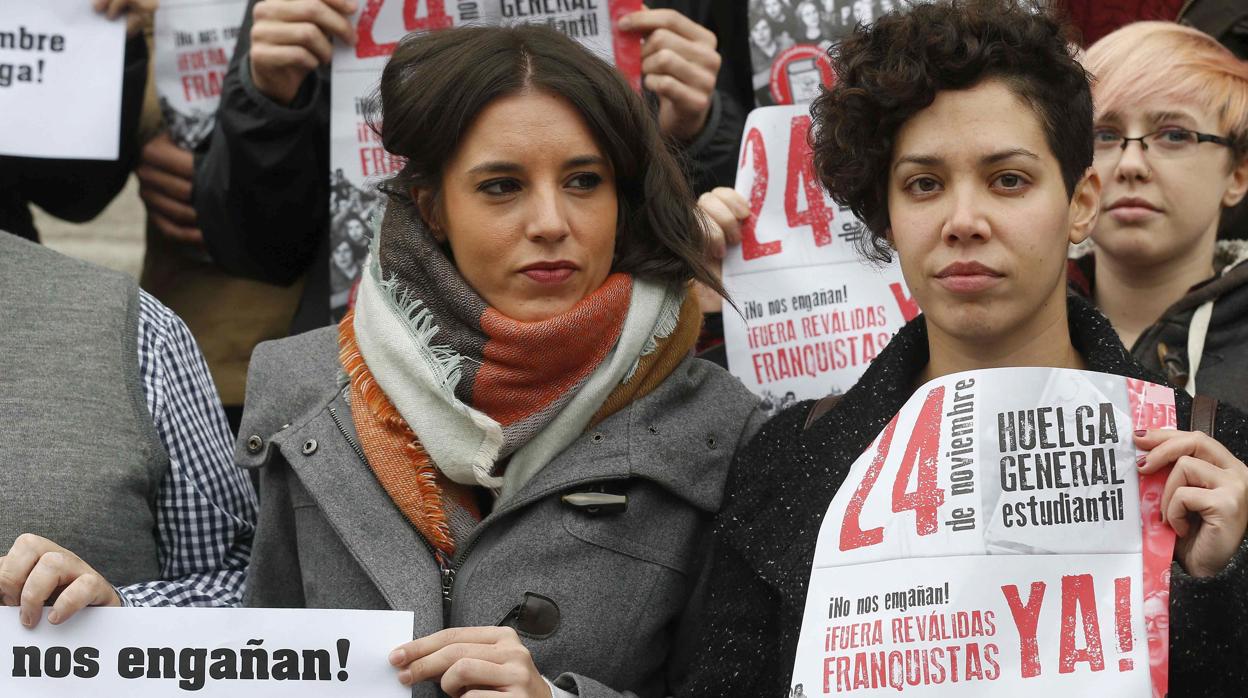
top-left (790, 367), bottom-right (1178, 697)
top-left (0, 607), bottom-right (413, 697)
top-left (721, 105), bottom-right (914, 413)
top-left (327, 0), bottom-right (643, 321)
top-left (153, 0), bottom-right (247, 150)
top-left (746, 0), bottom-right (931, 107)
top-left (0, 2), bottom-right (125, 159)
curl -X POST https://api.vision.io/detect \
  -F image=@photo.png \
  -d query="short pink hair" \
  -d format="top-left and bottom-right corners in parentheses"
top-left (1084, 21), bottom-right (1248, 158)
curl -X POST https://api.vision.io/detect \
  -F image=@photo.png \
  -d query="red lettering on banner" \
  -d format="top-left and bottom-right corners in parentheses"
top-left (739, 127), bottom-right (778, 260)
top-left (357, 0), bottom-right (452, 59)
top-left (890, 282), bottom-right (920, 322)
top-left (784, 115), bottom-right (833, 247)
top-left (1114, 576), bottom-right (1133, 671)
top-left (1001, 581), bottom-right (1046, 678)
top-left (181, 72), bottom-right (224, 101)
top-left (1059, 574), bottom-right (1105, 674)
top-left (840, 386), bottom-right (946, 550)
top-left (839, 414), bottom-right (897, 551)
top-left (891, 386), bottom-right (946, 534)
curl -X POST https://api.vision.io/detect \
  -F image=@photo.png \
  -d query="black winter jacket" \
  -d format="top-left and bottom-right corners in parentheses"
top-left (1070, 241), bottom-right (1248, 414)
top-left (0, 37), bottom-right (148, 242)
top-left (679, 294), bottom-right (1248, 697)
top-left (193, 0), bottom-right (750, 334)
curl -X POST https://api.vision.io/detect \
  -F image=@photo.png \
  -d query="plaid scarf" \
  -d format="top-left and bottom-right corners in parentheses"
top-left (343, 204), bottom-right (701, 556)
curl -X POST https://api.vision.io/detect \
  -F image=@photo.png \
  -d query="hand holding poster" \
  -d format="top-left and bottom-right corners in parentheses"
top-left (327, 0), bottom-right (642, 320)
top-left (154, 0), bottom-right (247, 150)
top-left (791, 368), bottom-right (1177, 696)
top-left (0, 2), bottom-right (126, 159)
top-left (722, 105), bottom-right (915, 411)
top-left (1, 607), bottom-right (413, 696)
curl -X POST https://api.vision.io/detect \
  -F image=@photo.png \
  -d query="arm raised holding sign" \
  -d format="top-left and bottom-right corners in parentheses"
top-left (249, 0), bottom-right (356, 105)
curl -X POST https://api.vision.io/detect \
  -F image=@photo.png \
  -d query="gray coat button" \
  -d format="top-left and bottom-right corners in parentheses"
top-left (245, 435), bottom-right (264, 454)
top-left (302, 439), bottom-right (318, 456)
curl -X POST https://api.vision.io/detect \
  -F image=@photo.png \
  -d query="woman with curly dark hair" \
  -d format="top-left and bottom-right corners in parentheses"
top-left (679, 1), bottom-right (1248, 696)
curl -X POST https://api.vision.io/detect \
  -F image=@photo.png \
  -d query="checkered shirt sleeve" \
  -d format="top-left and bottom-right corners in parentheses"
top-left (114, 291), bottom-right (257, 607)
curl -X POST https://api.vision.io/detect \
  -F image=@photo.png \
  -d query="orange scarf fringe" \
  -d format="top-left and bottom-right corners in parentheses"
top-left (337, 292), bottom-right (702, 557)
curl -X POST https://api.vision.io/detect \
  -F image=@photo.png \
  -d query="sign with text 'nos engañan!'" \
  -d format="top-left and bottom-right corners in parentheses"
top-left (1, 607), bottom-right (413, 697)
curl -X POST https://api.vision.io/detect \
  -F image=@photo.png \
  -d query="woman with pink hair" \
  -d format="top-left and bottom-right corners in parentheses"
top-left (1076, 22), bottom-right (1248, 410)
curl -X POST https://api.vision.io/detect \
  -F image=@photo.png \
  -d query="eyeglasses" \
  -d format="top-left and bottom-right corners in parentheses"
top-left (1093, 126), bottom-right (1233, 160)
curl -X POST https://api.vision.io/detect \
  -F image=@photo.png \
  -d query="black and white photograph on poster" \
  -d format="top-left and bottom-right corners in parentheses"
top-left (327, 0), bottom-right (643, 321)
top-left (153, 0), bottom-right (247, 150)
top-left (723, 105), bottom-right (916, 408)
top-left (748, 0), bottom-right (928, 107)
top-left (0, 2), bottom-right (126, 159)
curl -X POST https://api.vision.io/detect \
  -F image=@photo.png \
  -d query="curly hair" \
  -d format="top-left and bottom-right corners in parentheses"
top-left (811, 0), bottom-right (1092, 262)
top-left (372, 25), bottom-right (723, 297)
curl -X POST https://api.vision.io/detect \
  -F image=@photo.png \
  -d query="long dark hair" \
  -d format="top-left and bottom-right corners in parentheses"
top-left (372, 25), bottom-right (724, 297)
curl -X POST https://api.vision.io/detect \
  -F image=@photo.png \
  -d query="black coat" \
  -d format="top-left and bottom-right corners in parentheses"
top-left (193, 0), bottom-right (749, 334)
top-left (678, 294), bottom-right (1248, 697)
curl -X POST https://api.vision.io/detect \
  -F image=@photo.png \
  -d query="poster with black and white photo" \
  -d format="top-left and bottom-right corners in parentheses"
top-left (747, 0), bottom-right (929, 107)
top-left (153, 0), bottom-right (247, 150)
top-left (327, 0), bottom-right (643, 321)
top-left (0, 2), bottom-right (125, 159)
top-left (722, 105), bottom-right (914, 414)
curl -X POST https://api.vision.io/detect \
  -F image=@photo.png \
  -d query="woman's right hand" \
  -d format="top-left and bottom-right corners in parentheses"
top-left (249, 0), bottom-right (357, 105)
top-left (695, 187), bottom-right (750, 313)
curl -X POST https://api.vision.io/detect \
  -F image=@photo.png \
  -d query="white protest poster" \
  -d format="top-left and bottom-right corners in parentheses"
top-left (153, 0), bottom-right (247, 149)
top-left (0, 2), bottom-right (125, 159)
top-left (790, 368), bottom-right (1178, 697)
top-left (746, 0), bottom-right (934, 107)
top-left (723, 105), bottom-right (915, 413)
top-left (327, 0), bottom-right (643, 321)
top-left (0, 607), bottom-right (414, 696)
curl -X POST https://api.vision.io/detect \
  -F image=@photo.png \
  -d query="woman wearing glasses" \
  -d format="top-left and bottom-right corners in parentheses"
top-left (1076, 22), bottom-right (1248, 411)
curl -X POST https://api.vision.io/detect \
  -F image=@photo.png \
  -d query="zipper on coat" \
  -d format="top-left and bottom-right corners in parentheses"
top-left (328, 404), bottom-right (452, 603)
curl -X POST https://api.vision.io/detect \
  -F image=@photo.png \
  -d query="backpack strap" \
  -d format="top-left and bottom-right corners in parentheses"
top-left (803, 395), bottom-right (844, 431)
top-left (1191, 394), bottom-right (1219, 437)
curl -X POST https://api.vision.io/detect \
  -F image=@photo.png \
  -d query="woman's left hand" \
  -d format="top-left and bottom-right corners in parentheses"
top-left (390, 626), bottom-right (553, 698)
top-left (1136, 429), bottom-right (1248, 578)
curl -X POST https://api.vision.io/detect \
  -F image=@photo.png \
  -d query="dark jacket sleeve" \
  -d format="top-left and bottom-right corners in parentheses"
top-left (679, 87), bottom-right (747, 194)
top-left (1167, 404), bottom-right (1248, 697)
top-left (674, 406), bottom-right (810, 697)
top-left (10, 35), bottom-right (148, 224)
top-left (193, 0), bottom-right (330, 285)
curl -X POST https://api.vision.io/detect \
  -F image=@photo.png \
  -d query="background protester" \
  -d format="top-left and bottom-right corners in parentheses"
top-left (0, 232), bottom-right (257, 626)
top-left (136, 9), bottom-right (303, 435)
top-left (193, 0), bottom-right (750, 335)
top-left (0, 0), bottom-right (154, 242)
top-left (238, 25), bottom-right (764, 698)
top-left (679, 2), bottom-right (1248, 696)
top-left (1073, 21), bottom-right (1248, 411)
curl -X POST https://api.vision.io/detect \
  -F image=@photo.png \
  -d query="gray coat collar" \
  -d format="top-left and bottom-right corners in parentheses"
top-left (254, 354), bottom-right (759, 609)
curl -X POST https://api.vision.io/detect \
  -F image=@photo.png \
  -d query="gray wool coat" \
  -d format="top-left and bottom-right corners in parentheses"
top-left (236, 326), bottom-right (766, 697)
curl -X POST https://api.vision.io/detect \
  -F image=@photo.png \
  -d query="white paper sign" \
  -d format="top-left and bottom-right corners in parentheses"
top-left (327, 0), bottom-right (643, 320)
top-left (153, 0), bottom-right (247, 149)
top-left (0, 607), bottom-right (413, 697)
top-left (790, 368), bottom-right (1178, 697)
top-left (0, 2), bottom-right (126, 159)
top-left (723, 105), bottom-right (915, 412)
